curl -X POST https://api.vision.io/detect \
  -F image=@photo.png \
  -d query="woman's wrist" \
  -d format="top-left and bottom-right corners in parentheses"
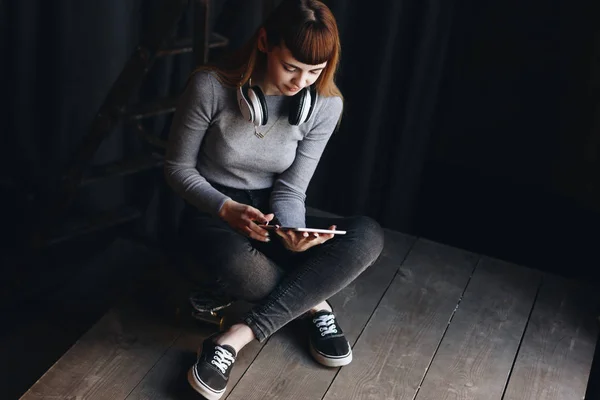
top-left (218, 199), bottom-right (233, 219)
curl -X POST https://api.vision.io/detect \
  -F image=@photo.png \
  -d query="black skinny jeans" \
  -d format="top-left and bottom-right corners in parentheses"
top-left (179, 182), bottom-right (385, 342)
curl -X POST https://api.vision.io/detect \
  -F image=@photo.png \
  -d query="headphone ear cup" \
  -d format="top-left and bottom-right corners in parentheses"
top-left (288, 88), bottom-right (306, 125)
top-left (288, 87), bottom-right (316, 126)
top-left (246, 87), bottom-right (264, 126)
top-left (298, 88), bottom-right (312, 124)
top-left (251, 85), bottom-right (269, 125)
top-left (304, 86), bottom-right (318, 123)
top-left (237, 85), bottom-right (255, 123)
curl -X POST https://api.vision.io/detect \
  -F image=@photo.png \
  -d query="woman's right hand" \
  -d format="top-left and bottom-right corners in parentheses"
top-left (218, 199), bottom-right (274, 242)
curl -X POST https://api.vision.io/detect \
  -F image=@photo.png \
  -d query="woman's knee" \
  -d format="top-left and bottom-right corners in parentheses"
top-left (346, 215), bottom-right (385, 263)
top-left (210, 246), bottom-right (284, 302)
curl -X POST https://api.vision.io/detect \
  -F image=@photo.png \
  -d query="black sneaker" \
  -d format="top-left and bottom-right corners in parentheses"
top-left (308, 310), bottom-right (352, 367)
top-left (187, 335), bottom-right (237, 400)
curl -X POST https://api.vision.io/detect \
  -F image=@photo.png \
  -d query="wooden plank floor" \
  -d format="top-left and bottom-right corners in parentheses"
top-left (20, 227), bottom-right (599, 400)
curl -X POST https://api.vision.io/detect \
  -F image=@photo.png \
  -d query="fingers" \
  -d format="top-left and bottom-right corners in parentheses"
top-left (275, 227), bottom-right (340, 252)
top-left (242, 212), bottom-right (269, 241)
top-left (247, 209), bottom-right (272, 240)
top-left (228, 205), bottom-right (270, 242)
top-left (243, 223), bottom-right (270, 242)
top-left (281, 230), bottom-right (324, 244)
top-left (302, 225), bottom-right (337, 245)
top-left (240, 217), bottom-right (340, 248)
top-left (300, 225), bottom-right (338, 241)
top-left (274, 228), bottom-right (289, 239)
top-left (248, 220), bottom-right (270, 242)
top-left (244, 206), bottom-right (269, 224)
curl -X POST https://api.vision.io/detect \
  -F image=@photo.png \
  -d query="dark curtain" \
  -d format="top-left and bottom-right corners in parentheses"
top-left (2, 0), bottom-right (597, 260)
top-left (2, 0), bottom-right (452, 247)
top-left (1, 0), bottom-right (265, 249)
top-left (3, 0), bottom-right (147, 248)
top-left (413, 0), bottom-right (599, 276)
top-left (309, 0), bottom-right (455, 233)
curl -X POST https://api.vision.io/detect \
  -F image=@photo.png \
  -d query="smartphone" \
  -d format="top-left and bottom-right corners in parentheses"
top-left (258, 225), bottom-right (347, 235)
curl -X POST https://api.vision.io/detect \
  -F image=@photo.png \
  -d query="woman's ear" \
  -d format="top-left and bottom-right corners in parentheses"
top-left (257, 27), bottom-right (268, 53)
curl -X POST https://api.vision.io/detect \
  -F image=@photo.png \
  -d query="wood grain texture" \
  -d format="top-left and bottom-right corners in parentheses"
top-left (503, 274), bottom-right (599, 400)
top-left (19, 229), bottom-right (598, 400)
top-left (415, 257), bottom-right (542, 400)
top-left (125, 302), bottom-right (266, 400)
top-left (2, 238), bottom-right (159, 400)
top-left (323, 238), bottom-right (479, 400)
top-left (20, 302), bottom-right (181, 400)
top-left (224, 230), bottom-right (416, 400)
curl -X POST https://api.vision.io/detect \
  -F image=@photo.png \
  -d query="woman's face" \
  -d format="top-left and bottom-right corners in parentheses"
top-left (262, 43), bottom-right (327, 96)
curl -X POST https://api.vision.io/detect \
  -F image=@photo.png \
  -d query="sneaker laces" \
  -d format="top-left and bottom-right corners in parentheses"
top-left (210, 345), bottom-right (235, 374)
top-left (313, 314), bottom-right (338, 336)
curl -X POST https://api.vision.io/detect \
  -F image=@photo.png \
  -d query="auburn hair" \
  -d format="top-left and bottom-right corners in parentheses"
top-left (193, 0), bottom-right (342, 99)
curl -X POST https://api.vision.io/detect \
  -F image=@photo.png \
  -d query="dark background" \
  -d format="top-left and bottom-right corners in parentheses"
top-left (1, 0), bottom-right (599, 397)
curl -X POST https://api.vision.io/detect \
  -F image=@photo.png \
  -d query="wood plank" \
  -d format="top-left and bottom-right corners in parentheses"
top-left (1, 238), bottom-right (159, 400)
top-left (323, 238), bottom-right (479, 400)
top-left (122, 209), bottom-right (353, 400)
top-left (124, 302), bottom-right (267, 400)
top-left (587, 333), bottom-right (600, 400)
top-left (415, 257), bottom-right (542, 400)
top-left (20, 301), bottom-right (181, 400)
top-left (224, 230), bottom-right (416, 400)
top-left (503, 274), bottom-right (599, 400)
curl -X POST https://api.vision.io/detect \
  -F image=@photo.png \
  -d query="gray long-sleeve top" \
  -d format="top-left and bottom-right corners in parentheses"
top-left (164, 70), bottom-right (343, 228)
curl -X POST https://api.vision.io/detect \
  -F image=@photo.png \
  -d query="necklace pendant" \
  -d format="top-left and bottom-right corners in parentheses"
top-left (254, 126), bottom-right (265, 139)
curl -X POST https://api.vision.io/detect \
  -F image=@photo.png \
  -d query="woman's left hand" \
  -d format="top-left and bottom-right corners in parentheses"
top-left (274, 225), bottom-right (337, 252)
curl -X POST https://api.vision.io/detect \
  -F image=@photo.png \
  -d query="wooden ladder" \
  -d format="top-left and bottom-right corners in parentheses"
top-left (29, 0), bottom-right (230, 249)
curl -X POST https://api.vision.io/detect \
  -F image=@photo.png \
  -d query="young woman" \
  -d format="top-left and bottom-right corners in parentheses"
top-left (164, 1), bottom-right (384, 398)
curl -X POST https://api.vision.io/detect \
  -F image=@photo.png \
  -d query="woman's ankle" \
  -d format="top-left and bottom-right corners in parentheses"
top-left (214, 323), bottom-right (255, 353)
top-left (310, 300), bottom-right (333, 314)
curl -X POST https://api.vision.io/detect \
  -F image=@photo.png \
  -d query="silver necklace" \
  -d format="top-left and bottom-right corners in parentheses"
top-left (254, 114), bottom-right (282, 139)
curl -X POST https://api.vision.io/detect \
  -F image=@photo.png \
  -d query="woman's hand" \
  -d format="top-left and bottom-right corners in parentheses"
top-left (274, 225), bottom-right (337, 252)
top-left (218, 200), bottom-right (274, 242)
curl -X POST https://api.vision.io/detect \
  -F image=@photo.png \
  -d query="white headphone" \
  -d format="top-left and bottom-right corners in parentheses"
top-left (237, 81), bottom-right (317, 127)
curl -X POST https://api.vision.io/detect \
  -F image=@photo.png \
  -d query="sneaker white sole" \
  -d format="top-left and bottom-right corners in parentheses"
top-left (309, 341), bottom-right (353, 367)
top-left (187, 367), bottom-right (226, 400)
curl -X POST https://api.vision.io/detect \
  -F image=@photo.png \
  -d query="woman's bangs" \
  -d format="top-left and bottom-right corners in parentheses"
top-left (286, 24), bottom-right (335, 65)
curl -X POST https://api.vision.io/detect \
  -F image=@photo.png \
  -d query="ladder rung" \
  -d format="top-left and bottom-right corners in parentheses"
top-left (46, 206), bottom-right (142, 247)
top-left (81, 153), bottom-right (164, 187)
top-left (132, 123), bottom-right (167, 150)
top-left (123, 96), bottom-right (180, 120)
top-left (158, 33), bottom-right (229, 57)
